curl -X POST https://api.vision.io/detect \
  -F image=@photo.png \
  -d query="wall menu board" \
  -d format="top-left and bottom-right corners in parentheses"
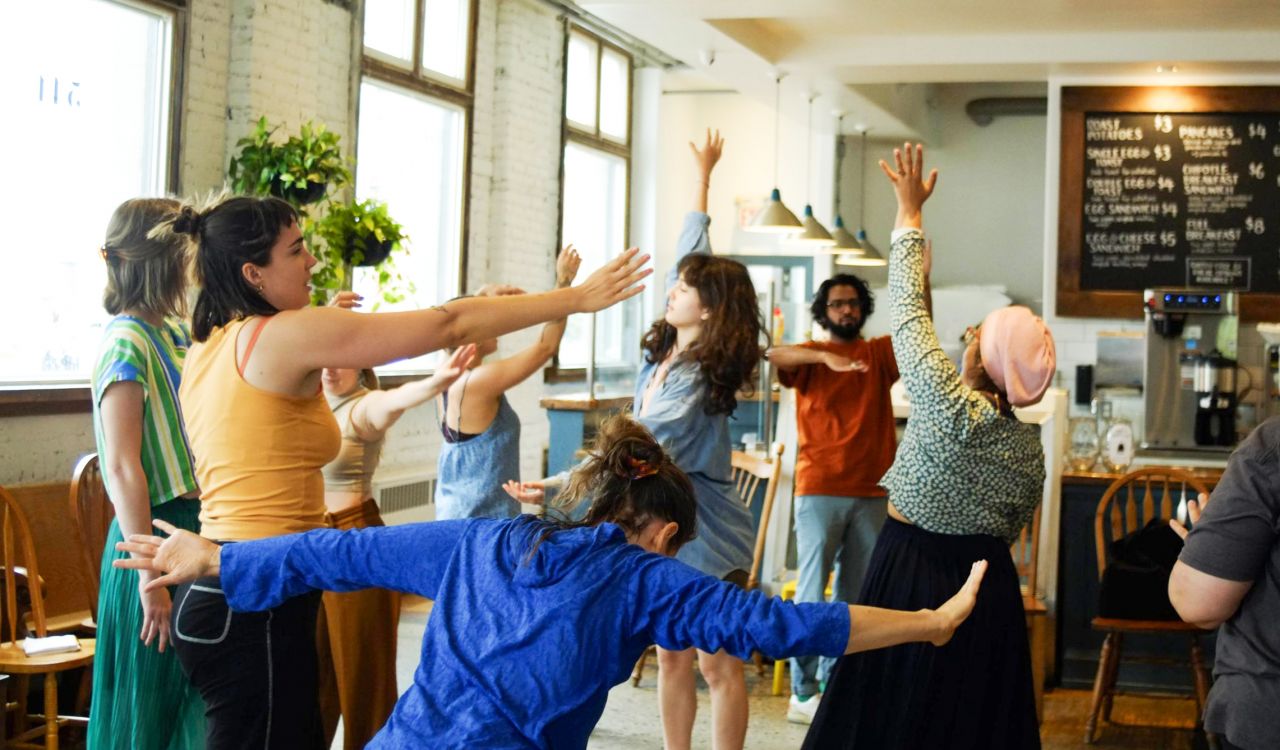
top-left (1082, 112), bottom-right (1280, 291)
top-left (1057, 87), bottom-right (1280, 320)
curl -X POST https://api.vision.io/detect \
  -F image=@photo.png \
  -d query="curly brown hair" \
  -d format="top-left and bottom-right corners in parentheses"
top-left (641, 254), bottom-right (766, 415)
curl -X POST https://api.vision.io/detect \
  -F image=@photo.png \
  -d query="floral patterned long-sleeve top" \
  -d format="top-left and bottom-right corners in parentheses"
top-left (879, 229), bottom-right (1045, 544)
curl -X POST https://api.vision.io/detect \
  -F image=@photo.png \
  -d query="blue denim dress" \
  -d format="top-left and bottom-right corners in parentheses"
top-left (633, 210), bottom-right (755, 579)
top-left (434, 394), bottom-right (522, 520)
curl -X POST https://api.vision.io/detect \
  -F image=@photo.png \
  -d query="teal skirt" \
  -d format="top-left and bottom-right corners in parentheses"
top-left (87, 497), bottom-right (206, 750)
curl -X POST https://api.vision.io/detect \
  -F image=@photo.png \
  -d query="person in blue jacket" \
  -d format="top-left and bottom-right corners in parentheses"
top-left (116, 416), bottom-right (988, 750)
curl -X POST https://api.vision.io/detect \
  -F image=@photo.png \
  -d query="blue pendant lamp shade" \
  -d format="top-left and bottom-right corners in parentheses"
top-left (748, 74), bottom-right (803, 234)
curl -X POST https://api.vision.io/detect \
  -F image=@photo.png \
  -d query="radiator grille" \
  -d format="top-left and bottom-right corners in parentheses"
top-left (376, 477), bottom-right (435, 516)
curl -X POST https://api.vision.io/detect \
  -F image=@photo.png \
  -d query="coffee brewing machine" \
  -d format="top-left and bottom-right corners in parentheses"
top-left (1142, 289), bottom-right (1239, 452)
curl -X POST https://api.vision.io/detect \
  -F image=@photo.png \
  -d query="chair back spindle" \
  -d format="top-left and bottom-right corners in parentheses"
top-left (69, 454), bottom-right (114, 623)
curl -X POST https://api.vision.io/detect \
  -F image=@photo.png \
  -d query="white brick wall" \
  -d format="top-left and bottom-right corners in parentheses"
top-left (0, 0), bottom-right (570, 487)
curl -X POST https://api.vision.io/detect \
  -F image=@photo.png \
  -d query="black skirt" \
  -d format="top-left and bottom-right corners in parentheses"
top-left (802, 517), bottom-right (1040, 750)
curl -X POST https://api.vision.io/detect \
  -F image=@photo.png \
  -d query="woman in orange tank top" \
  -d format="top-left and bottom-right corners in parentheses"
top-left (158, 194), bottom-right (650, 750)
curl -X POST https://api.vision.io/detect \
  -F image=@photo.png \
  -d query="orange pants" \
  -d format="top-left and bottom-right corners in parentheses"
top-left (316, 499), bottom-right (401, 749)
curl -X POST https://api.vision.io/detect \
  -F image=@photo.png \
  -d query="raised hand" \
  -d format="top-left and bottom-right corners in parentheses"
top-left (427, 344), bottom-right (476, 393)
top-left (328, 290), bottom-right (363, 310)
top-left (822, 352), bottom-right (869, 373)
top-left (878, 142), bottom-right (938, 230)
top-left (930, 560), bottom-right (987, 646)
top-left (573, 247), bottom-right (651, 313)
top-left (689, 128), bottom-right (724, 179)
top-left (114, 519), bottom-right (222, 593)
top-left (502, 480), bottom-right (546, 505)
top-left (1170, 492), bottom-right (1209, 540)
top-left (556, 245), bottom-right (582, 289)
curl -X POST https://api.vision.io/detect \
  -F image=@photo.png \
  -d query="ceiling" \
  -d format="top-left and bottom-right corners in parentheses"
top-left (578, 0), bottom-right (1280, 138)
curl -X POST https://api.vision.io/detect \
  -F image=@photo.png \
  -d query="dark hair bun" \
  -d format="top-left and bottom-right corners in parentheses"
top-left (171, 205), bottom-right (205, 237)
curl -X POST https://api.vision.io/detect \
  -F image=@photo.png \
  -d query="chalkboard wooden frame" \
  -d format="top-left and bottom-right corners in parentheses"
top-left (1057, 85), bottom-right (1280, 321)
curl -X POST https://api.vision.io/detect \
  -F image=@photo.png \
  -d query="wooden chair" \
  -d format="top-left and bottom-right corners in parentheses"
top-left (67, 454), bottom-right (113, 627)
top-left (0, 484), bottom-right (95, 749)
top-left (1084, 467), bottom-right (1213, 745)
top-left (1011, 504), bottom-right (1048, 724)
top-left (630, 443), bottom-right (785, 686)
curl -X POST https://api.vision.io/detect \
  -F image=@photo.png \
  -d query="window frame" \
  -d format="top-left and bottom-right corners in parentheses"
top-left (548, 24), bottom-right (634, 383)
top-left (2, 0), bottom-right (186, 414)
top-left (356, 0), bottom-right (478, 381)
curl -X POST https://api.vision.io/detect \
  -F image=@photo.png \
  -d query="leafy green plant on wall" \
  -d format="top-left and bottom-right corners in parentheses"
top-left (227, 117), bottom-right (352, 207)
top-left (312, 200), bottom-right (414, 307)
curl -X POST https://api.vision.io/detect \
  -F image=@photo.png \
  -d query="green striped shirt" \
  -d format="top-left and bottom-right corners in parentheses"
top-left (92, 316), bottom-right (198, 506)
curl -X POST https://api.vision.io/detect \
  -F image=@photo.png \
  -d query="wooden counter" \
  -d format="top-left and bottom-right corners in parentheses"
top-left (1062, 466), bottom-right (1224, 488)
top-left (538, 393), bottom-right (632, 412)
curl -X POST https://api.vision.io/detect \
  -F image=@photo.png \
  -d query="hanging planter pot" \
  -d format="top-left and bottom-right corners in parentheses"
top-left (351, 235), bottom-right (396, 267)
top-left (272, 177), bottom-right (329, 206)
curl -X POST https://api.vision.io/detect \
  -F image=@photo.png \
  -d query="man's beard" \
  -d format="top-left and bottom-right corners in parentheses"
top-left (826, 319), bottom-right (863, 340)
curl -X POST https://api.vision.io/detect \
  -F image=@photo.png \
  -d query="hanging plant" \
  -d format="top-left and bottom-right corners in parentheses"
top-left (315, 199), bottom-right (408, 266)
top-left (311, 199), bottom-right (413, 307)
top-left (227, 117), bottom-right (351, 209)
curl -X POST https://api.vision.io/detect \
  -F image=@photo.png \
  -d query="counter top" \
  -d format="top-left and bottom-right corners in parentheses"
top-left (1062, 466), bottom-right (1224, 487)
top-left (539, 393), bottom-right (632, 412)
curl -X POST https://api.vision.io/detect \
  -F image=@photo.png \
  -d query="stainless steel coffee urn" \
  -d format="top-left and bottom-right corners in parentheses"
top-left (1142, 289), bottom-right (1239, 452)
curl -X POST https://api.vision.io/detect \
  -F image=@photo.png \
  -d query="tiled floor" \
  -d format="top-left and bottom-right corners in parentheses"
top-left (387, 598), bottom-right (1205, 750)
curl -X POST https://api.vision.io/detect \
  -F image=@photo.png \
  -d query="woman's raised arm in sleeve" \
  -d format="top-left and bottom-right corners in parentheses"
top-left (666, 129), bottom-right (723, 288)
top-left (881, 144), bottom-right (991, 428)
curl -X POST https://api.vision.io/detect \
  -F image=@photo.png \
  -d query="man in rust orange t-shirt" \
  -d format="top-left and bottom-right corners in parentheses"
top-left (767, 271), bottom-right (920, 724)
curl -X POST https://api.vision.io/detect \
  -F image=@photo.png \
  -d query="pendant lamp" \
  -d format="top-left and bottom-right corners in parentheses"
top-left (836, 129), bottom-right (887, 266)
top-left (793, 94), bottom-right (835, 246)
top-left (748, 74), bottom-right (802, 234)
top-left (829, 114), bottom-right (863, 252)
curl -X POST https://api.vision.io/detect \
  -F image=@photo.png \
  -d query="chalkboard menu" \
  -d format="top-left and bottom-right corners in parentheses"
top-left (1081, 112), bottom-right (1280, 292)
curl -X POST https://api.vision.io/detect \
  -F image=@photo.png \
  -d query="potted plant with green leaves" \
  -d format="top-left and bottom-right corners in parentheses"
top-left (311, 199), bottom-right (413, 307)
top-left (228, 117), bottom-right (351, 208)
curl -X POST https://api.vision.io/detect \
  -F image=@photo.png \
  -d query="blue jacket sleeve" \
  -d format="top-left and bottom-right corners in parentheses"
top-left (219, 521), bottom-right (469, 612)
top-left (666, 211), bottom-right (712, 289)
top-left (630, 555), bottom-right (849, 660)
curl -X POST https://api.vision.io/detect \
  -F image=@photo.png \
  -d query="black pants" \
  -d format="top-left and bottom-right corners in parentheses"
top-left (171, 575), bottom-right (324, 750)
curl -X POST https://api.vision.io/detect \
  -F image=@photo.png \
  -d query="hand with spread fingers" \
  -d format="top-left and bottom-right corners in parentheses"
top-left (556, 245), bottom-right (582, 289)
top-left (114, 519), bottom-right (223, 592)
top-left (930, 560), bottom-right (988, 646)
top-left (1170, 491), bottom-right (1209, 540)
top-left (573, 247), bottom-right (652, 313)
top-left (502, 480), bottom-right (547, 505)
top-left (878, 142), bottom-right (938, 230)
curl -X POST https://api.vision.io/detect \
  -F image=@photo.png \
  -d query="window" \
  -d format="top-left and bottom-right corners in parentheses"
top-left (357, 0), bottom-right (474, 372)
top-left (557, 28), bottom-right (634, 372)
top-left (0, 0), bottom-right (177, 384)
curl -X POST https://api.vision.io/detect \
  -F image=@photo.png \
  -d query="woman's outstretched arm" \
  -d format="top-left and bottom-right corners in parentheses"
top-left (635, 554), bottom-right (987, 660)
top-left (265, 248), bottom-right (650, 377)
top-left (114, 519), bottom-right (468, 608)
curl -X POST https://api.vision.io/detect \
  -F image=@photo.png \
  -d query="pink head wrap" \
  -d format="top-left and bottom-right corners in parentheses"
top-left (978, 306), bottom-right (1056, 408)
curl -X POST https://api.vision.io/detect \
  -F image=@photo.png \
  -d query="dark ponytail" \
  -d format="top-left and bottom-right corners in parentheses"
top-left (528, 415), bottom-right (697, 559)
top-left (156, 193), bottom-right (298, 341)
